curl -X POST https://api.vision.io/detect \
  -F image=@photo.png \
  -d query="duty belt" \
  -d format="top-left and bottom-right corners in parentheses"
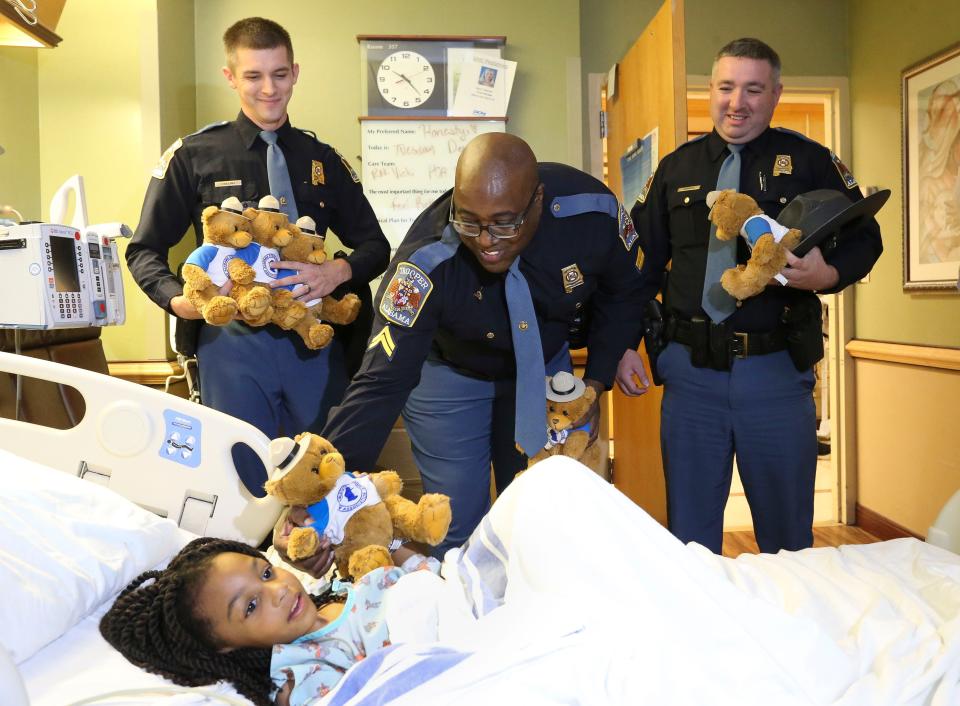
top-left (664, 314), bottom-right (787, 370)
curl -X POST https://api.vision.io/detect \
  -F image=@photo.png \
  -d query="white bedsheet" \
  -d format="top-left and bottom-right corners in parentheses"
top-left (16, 457), bottom-right (960, 706)
top-left (323, 458), bottom-right (960, 706)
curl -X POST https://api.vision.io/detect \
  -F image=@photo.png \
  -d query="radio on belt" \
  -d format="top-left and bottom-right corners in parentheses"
top-left (0, 174), bottom-right (129, 329)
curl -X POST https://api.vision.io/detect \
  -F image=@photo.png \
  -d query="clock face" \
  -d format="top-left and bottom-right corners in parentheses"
top-left (363, 41), bottom-right (448, 117)
top-left (376, 51), bottom-right (436, 109)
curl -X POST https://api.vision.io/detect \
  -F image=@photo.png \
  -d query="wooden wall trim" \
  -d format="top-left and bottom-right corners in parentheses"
top-left (855, 503), bottom-right (923, 542)
top-left (108, 360), bottom-right (181, 386)
top-left (846, 340), bottom-right (960, 371)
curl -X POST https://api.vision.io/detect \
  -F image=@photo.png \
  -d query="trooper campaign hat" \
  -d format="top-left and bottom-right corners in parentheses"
top-left (546, 371), bottom-right (586, 402)
top-left (296, 215), bottom-right (325, 240)
top-left (258, 194), bottom-right (282, 213)
top-left (779, 188), bottom-right (890, 257)
top-left (220, 196), bottom-right (250, 219)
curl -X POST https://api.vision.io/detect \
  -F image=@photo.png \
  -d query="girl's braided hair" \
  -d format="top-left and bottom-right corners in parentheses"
top-left (99, 536), bottom-right (336, 706)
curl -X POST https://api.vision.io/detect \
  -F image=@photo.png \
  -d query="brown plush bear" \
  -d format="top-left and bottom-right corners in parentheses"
top-left (243, 198), bottom-right (361, 349)
top-left (527, 371), bottom-right (605, 475)
top-left (706, 189), bottom-right (803, 301)
top-left (181, 197), bottom-right (273, 325)
top-left (264, 432), bottom-right (452, 580)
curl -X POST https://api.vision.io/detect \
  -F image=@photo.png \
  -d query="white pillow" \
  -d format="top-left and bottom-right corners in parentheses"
top-left (0, 446), bottom-right (183, 663)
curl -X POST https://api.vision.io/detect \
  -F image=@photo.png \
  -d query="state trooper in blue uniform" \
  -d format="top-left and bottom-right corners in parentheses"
top-left (127, 18), bottom-right (389, 496)
top-left (619, 38), bottom-right (882, 554)
top-left (323, 133), bottom-right (645, 552)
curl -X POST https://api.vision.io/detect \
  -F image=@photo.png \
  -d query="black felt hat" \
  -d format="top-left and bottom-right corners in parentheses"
top-left (779, 188), bottom-right (890, 257)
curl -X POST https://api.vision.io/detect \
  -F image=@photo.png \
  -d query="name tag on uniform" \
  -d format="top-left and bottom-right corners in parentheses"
top-left (215, 179), bottom-right (242, 188)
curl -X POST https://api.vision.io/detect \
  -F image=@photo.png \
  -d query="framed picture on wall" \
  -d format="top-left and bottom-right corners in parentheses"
top-left (901, 41), bottom-right (960, 291)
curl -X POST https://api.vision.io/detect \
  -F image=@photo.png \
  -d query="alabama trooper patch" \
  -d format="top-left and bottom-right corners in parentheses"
top-left (831, 152), bottom-right (858, 189)
top-left (773, 154), bottom-right (793, 176)
top-left (336, 149), bottom-right (361, 183)
top-left (311, 160), bottom-right (325, 186)
top-left (380, 262), bottom-right (433, 327)
top-left (618, 203), bottom-right (638, 251)
top-left (561, 263), bottom-right (584, 293)
top-left (151, 138), bottom-right (182, 180)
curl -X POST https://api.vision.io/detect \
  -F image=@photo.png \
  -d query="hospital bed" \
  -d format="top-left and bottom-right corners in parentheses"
top-left (2, 352), bottom-right (960, 706)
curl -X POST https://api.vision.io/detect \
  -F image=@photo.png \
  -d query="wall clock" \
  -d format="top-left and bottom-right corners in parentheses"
top-left (359, 36), bottom-right (505, 118)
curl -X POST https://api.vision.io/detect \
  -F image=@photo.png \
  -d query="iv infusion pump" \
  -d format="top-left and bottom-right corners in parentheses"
top-left (0, 222), bottom-right (126, 329)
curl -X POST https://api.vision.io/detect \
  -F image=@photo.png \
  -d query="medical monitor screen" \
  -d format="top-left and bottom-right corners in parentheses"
top-left (50, 235), bottom-right (81, 293)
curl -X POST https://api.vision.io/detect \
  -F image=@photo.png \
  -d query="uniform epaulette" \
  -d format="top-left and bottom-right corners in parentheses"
top-left (674, 133), bottom-right (708, 151)
top-left (297, 127), bottom-right (320, 141)
top-left (188, 120), bottom-right (229, 137)
top-left (773, 126), bottom-right (820, 144)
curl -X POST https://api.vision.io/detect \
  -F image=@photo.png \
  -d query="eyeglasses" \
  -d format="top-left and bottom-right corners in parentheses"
top-left (449, 186), bottom-right (540, 240)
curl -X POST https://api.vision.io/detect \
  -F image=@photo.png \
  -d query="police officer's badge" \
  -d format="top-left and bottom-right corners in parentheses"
top-left (561, 263), bottom-right (584, 293)
top-left (831, 152), bottom-right (859, 189)
top-left (335, 149), bottom-right (361, 183)
top-left (311, 160), bottom-right (325, 186)
top-left (380, 262), bottom-right (433, 327)
top-left (773, 154), bottom-right (793, 176)
top-left (151, 138), bottom-right (183, 180)
top-left (618, 203), bottom-right (638, 251)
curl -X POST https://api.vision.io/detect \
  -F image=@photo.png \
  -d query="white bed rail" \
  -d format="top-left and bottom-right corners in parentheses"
top-left (0, 351), bottom-right (281, 546)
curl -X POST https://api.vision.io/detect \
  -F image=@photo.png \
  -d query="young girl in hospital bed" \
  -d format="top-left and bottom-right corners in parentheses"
top-left (100, 458), bottom-right (960, 706)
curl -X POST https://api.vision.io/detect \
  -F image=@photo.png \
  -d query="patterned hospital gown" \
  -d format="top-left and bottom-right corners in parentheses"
top-left (270, 554), bottom-right (440, 705)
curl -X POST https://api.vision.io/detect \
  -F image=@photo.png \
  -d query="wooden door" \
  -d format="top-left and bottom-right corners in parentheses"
top-left (604, 0), bottom-right (687, 525)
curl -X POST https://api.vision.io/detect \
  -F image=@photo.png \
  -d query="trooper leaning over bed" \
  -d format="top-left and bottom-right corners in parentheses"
top-left (99, 536), bottom-right (439, 706)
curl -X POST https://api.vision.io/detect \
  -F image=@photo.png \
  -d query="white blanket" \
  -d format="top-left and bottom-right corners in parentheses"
top-left (324, 457), bottom-right (960, 706)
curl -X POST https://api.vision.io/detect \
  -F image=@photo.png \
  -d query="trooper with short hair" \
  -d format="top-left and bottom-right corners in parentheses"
top-left (126, 17), bottom-right (389, 518)
top-left (323, 133), bottom-right (646, 554)
top-left (618, 37), bottom-right (883, 555)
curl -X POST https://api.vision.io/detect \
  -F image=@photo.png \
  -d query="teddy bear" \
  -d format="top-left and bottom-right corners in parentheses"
top-left (264, 432), bottom-right (453, 580)
top-left (181, 197), bottom-right (275, 325)
top-left (242, 198), bottom-right (361, 349)
top-left (706, 189), bottom-right (803, 301)
top-left (527, 371), bottom-right (605, 475)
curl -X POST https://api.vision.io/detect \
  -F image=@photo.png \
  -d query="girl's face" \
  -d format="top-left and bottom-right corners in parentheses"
top-left (196, 552), bottom-right (323, 650)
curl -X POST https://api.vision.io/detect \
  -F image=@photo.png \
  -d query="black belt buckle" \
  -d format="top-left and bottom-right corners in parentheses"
top-left (731, 332), bottom-right (749, 359)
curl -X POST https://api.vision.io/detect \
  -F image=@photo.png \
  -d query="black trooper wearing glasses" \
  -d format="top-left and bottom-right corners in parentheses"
top-left (322, 133), bottom-right (645, 556)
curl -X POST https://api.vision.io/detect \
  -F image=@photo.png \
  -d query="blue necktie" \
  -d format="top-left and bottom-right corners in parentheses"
top-left (701, 143), bottom-right (744, 322)
top-left (260, 130), bottom-right (299, 220)
top-left (505, 258), bottom-right (546, 456)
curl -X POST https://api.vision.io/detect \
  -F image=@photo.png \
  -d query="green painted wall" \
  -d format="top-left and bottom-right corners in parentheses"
top-left (848, 0), bottom-right (960, 347)
top-left (194, 0), bottom-right (581, 174)
top-left (0, 47), bottom-right (40, 221)
top-left (578, 0), bottom-right (849, 167)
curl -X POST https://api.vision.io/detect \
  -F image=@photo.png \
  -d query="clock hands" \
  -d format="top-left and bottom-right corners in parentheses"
top-left (394, 72), bottom-right (420, 94)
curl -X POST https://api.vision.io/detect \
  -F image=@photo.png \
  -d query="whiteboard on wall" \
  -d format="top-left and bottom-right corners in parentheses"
top-left (361, 119), bottom-right (506, 258)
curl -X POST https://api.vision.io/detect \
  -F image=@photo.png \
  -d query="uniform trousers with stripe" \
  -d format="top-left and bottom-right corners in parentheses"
top-left (197, 321), bottom-right (348, 496)
top-left (657, 341), bottom-right (817, 554)
top-left (402, 346), bottom-right (571, 555)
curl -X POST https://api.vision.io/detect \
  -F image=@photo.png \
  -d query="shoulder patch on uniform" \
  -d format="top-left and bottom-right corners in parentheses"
top-left (151, 137), bottom-right (183, 180)
top-left (189, 121), bottom-right (229, 137)
top-left (380, 262), bottom-right (433, 327)
top-left (830, 152), bottom-right (858, 189)
top-left (637, 174), bottom-right (655, 206)
top-left (335, 149), bottom-right (361, 183)
top-left (618, 203), bottom-right (638, 251)
top-left (367, 325), bottom-right (397, 360)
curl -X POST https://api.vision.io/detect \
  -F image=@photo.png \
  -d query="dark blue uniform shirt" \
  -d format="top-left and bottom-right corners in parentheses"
top-left (126, 111), bottom-right (389, 314)
top-left (631, 127), bottom-right (883, 332)
top-left (324, 162), bottom-right (645, 469)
